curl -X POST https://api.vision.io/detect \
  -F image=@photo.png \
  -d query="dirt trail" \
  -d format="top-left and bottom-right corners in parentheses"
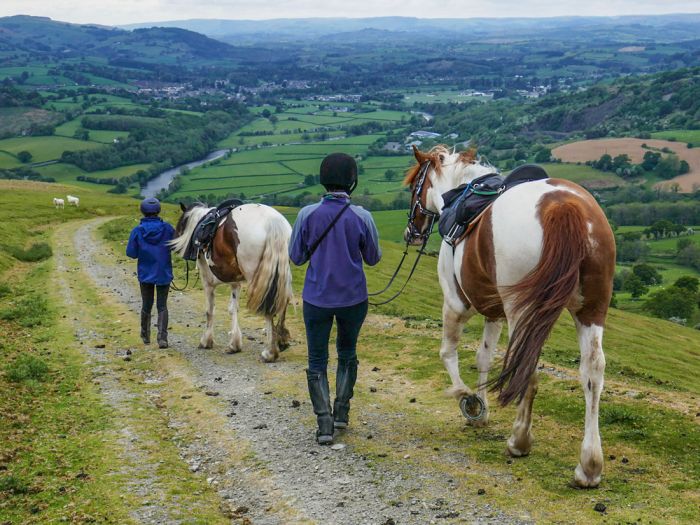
top-left (55, 218), bottom-right (521, 525)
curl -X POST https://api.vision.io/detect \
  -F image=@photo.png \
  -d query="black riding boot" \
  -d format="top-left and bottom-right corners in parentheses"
top-left (157, 310), bottom-right (169, 349)
top-left (140, 311), bottom-right (151, 344)
top-left (306, 369), bottom-right (334, 445)
top-left (333, 358), bottom-right (358, 429)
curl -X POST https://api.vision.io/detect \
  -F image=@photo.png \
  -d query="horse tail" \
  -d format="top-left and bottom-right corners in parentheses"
top-left (246, 216), bottom-right (293, 317)
top-left (492, 197), bottom-right (589, 406)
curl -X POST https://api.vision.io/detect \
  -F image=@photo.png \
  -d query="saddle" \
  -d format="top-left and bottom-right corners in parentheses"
top-left (438, 164), bottom-right (549, 246)
top-left (183, 199), bottom-right (243, 261)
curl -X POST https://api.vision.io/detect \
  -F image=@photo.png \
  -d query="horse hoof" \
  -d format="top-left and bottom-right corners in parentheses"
top-left (278, 341), bottom-right (290, 352)
top-left (261, 350), bottom-right (277, 363)
top-left (459, 394), bottom-right (486, 422)
top-left (506, 438), bottom-right (532, 458)
top-left (573, 464), bottom-right (601, 489)
top-left (226, 347), bottom-right (242, 354)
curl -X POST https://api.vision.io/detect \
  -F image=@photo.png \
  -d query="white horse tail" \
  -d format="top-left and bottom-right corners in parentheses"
top-left (492, 197), bottom-right (589, 406)
top-left (246, 217), bottom-right (292, 317)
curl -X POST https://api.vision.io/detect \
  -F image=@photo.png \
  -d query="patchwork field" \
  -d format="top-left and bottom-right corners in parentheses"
top-left (552, 138), bottom-right (700, 192)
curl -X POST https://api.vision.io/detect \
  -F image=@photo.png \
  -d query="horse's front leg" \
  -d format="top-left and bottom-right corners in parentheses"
top-left (226, 283), bottom-right (242, 354)
top-left (260, 315), bottom-right (279, 363)
top-left (473, 319), bottom-right (502, 426)
top-left (573, 319), bottom-right (606, 488)
top-left (199, 278), bottom-right (216, 349)
top-left (441, 301), bottom-right (475, 397)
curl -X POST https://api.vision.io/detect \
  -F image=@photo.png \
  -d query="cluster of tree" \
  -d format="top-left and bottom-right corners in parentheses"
top-left (613, 263), bottom-right (663, 298)
top-left (0, 166), bottom-right (54, 183)
top-left (677, 238), bottom-right (700, 271)
top-left (63, 109), bottom-right (247, 174)
top-left (643, 276), bottom-right (700, 324)
top-left (606, 200), bottom-right (700, 226)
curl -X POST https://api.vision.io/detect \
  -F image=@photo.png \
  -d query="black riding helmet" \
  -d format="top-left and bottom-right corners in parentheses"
top-left (320, 153), bottom-right (358, 194)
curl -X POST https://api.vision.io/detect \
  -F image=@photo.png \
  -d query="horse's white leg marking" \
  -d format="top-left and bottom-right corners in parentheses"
top-left (226, 283), bottom-right (242, 353)
top-left (506, 372), bottom-right (539, 457)
top-left (574, 321), bottom-right (605, 488)
top-left (475, 320), bottom-right (503, 426)
top-left (440, 302), bottom-right (475, 395)
top-left (260, 315), bottom-right (278, 362)
top-left (199, 277), bottom-right (216, 349)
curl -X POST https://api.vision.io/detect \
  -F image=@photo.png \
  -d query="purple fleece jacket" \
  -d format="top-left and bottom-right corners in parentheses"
top-left (289, 193), bottom-right (381, 308)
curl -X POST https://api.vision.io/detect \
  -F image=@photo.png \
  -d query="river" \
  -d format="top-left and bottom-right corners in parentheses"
top-left (140, 149), bottom-right (231, 198)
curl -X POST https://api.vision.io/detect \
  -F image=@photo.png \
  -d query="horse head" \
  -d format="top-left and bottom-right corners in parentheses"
top-left (404, 145), bottom-right (488, 245)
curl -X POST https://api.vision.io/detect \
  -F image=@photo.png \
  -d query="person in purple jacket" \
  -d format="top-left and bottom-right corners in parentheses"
top-left (126, 197), bottom-right (176, 349)
top-left (289, 153), bottom-right (382, 445)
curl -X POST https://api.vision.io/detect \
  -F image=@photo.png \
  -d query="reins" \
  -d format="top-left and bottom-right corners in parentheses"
top-left (170, 259), bottom-right (199, 292)
top-left (368, 161), bottom-right (437, 306)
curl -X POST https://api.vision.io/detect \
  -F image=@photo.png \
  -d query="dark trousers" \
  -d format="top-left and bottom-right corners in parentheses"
top-left (303, 300), bottom-right (368, 373)
top-left (140, 283), bottom-right (169, 315)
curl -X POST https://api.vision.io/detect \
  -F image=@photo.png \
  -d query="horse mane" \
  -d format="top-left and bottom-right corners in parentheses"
top-left (169, 205), bottom-right (213, 256)
top-left (403, 145), bottom-right (480, 186)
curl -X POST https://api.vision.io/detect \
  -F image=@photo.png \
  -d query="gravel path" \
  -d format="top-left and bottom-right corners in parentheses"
top-left (65, 218), bottom-right (523, 525)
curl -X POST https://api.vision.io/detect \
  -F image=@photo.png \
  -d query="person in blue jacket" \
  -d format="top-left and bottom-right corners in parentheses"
top-left (289, 153), bottom-right (382, 445)
top-left (126, 197), bottom-right (176, 348)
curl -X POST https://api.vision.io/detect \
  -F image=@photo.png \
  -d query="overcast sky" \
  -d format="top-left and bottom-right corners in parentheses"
top-left (2, 1), bottom-right (700, 26)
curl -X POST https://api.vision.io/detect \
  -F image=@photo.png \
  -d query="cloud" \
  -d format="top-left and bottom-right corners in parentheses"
top-left (1, 0), bottom-right (699, 25)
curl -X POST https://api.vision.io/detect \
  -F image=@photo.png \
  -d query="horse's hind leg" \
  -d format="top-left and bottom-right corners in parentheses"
top-left (261, 315), bottom-right (279, 363)
top-left (226, 284), bottom-right (242, 354)
top-left (573, 319), bottom-right (606, 488)
top-left (275, 302), bottom-right (290, 352)
top-left (199, 278), bottom-right (216, 349)
top-left (506, 372), bottom-right (539, 457)
top-left (474, 320), bottom-right (502, 426)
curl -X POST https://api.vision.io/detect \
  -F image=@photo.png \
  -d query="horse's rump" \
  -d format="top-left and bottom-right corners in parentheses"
top-left (490, 191), bottom-right (589, 405)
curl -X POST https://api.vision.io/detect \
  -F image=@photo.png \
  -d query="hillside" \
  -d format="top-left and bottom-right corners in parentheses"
top-left (0, 15), bottom-right (244, 66)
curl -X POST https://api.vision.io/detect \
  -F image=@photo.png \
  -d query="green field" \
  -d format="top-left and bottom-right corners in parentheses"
top-left (34, 162), bottom-right (152, 191)
top-left (651, 130), bottom-right (700, 144)
top-left (0, 135), bottom-right (103, 163)
top-left (54, 117), bottom-right (129, 144)
top-left (541, 162), bottom-right (626, 188)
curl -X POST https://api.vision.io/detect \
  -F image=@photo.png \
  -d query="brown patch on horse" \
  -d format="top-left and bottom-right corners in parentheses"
top-left (403, 145), bottom-right (450, 186)
top-left (460, 207), bottom-right (505, 320)
top-left (458, 148), bottom-right (477, 164)
top-left (209, 213), bottom-right (245, 283)
top-left (492, 189), bottom-right (590, 406)
top-left (546, 180), bottom-right (616, 326)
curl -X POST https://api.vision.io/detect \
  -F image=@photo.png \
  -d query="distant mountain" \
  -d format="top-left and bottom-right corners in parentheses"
top-left (121, 14), bottom-right (700, 44)
top-left (0, 15), bottom-right (246, 65)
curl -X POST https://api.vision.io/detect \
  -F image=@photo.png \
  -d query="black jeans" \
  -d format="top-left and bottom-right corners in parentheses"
top-left (303, 300), bottom-right (368, 374)
top-left (140, 283), bottom-right (169, 315)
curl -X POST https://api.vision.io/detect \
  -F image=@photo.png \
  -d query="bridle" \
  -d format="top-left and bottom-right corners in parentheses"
top-left (367, 161), bottom-right (438, 306)
top-left (406, 161), bottom-right (439, 243)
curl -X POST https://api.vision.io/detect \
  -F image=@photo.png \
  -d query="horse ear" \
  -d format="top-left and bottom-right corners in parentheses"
top-left (180, 202), bottom-right (187, 212)
top-left (412, 145), bottom-right (429, 163)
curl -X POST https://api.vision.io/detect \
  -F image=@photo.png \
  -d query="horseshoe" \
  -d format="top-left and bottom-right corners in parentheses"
top-left (459, 394), bottom-right (486, 421)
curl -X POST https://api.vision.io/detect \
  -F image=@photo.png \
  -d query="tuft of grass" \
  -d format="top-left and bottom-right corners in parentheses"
top-left (0, 282), bottom-right (11, 297)
top-left (0, 475), bottom-right (30, 495)
top-left (0, 293), bottom-right (50, 327)
top-left (5, 242), bottom-right (53, 262)
top-left (5, 354), bottom-right (49, 383)
top-left (600, 405), bottom-right (644, 425)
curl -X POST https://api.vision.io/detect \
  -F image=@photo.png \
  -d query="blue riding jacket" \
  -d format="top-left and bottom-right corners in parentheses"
top-left (126, 217), bottom-right (176, 285)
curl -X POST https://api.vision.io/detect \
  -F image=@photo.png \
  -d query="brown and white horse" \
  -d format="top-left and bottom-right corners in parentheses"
top-left (171, 203), bottom-right (293, 362)
top-left (405, 146), bottom-right (615, 488)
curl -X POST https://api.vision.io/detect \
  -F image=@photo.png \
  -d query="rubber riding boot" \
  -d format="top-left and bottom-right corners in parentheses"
top-left (306, 369), bottom-right (334, 445)
top-left (157, 310), bottom-right (169, 349)
top-left (140, 311), bottom-right (151, 344)
top-left (333, 358), bottom-right (358, 429)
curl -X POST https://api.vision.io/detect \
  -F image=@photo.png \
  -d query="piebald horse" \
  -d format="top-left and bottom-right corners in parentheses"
top-left (171, 203), bottom-right (293, 362)
top-left (405, 146), bottom-right (615, 488)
